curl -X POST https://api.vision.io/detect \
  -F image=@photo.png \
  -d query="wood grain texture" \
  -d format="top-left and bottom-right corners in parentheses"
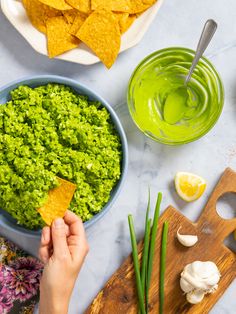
top-left (86, 168), bottom-right (236, 314)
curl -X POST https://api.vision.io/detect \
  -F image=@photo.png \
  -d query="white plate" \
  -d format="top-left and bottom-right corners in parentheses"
top-left (1, 0), bottom-right (164, 65)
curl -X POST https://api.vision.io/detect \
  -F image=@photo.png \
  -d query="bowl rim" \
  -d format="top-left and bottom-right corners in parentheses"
top-left (127, 46), bottom-right (225, 145)
top-left (0, 75), bottom-right (128, 237)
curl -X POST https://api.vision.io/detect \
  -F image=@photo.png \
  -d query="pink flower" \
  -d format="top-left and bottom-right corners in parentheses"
top-left (1, 257), bottom-right (43, 302)
top-left (0, 287), bottom-right (13, 313)
top-left (10, 257), bottom-right (43, 273)
top-left (0, 263), bottom-right (3, 282)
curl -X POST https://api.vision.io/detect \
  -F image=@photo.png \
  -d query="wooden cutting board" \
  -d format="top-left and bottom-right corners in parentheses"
top-left (86, 168), bottom-right (236, 314)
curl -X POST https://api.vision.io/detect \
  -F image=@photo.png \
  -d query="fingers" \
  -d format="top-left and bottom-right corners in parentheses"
top-left (42, 225), bottom-right (51, 245)
top-left (64, 210), bottom-right (85, 237)
top-left (51, 218), bottom-right (70, 260)
top-left (64, 211), bottom-right (89, 261)
top-left (65, 224), bottom-right (70, 237)
top-left (39, 226), bottom-right (51, 264)
top-left (67, 235), bottom-right (89, 263)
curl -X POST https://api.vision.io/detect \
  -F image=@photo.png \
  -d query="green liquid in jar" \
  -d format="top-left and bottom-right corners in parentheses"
top-left (127, 48), bottom-right (224, 145)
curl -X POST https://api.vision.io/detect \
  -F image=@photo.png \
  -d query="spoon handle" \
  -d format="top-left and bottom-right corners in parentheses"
top-left (185, 19), bottom-right (217, 84)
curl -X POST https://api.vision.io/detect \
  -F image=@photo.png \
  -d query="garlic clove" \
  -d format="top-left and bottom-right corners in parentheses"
top-left (177, 227), bottom-right (198, 247)
top-left (186, 290), bottom-right (205, 304)
top-left (180, 278), bottom-right (193, 293)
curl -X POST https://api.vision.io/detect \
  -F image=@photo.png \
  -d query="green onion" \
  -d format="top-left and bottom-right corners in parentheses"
top-left (128, 215), bottom-right (146, 314)
top-left (146, 192), bottom-right (162, 304)
top-left (160, 221), bottom-right (169, 314)
top-left (141, 190), bottom-right (151, 294)
top-left (128, 192), bottom-right (166, 314)
top-left (145, 218), bottom-right (152, 310)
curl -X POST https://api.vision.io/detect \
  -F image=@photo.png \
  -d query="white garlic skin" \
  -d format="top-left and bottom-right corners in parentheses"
top-left (186, 290), bottom-right (205, 304)
top-left (180, 261), bottom-right (221, 304)
top-left (177, 228), bottom-right (198, 247)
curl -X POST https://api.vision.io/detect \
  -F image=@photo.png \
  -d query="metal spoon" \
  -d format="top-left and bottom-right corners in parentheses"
top-left (163, 19), bottom-right (217, 125)
top-left (185, 19), bottom-right (217, 84)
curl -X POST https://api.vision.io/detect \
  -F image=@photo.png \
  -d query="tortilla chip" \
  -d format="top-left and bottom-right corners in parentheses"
top-left (91, 0), bottom-right (156, 13)
top-left (22, 0), bottom-right (61, 33)
top-left (46, 16), bottom-right (80, 58)
top-left (37, 0), bottom-right (72, 10)
top-left (38, 177), bottom-right (77, 226)
top-left (136, 11), bottom-right (144, 18)
top-left (129, 0), bottom-right (156, 14)
top-left (114, 12), bottom-right (136, 33)
top-left (69, 12), bottom-right (87, 35)
top-left (91, 0), bottom-right (130, 12)
top-left (66, 0), bottom-right (91, 13)
top-left (62, 9), bottom-right (77, 25)
top-left (76, 9), bottom-right (120, 68)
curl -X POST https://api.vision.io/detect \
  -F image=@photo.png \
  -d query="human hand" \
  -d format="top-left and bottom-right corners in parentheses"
top-left (38, 210), bottom-right (89, 314)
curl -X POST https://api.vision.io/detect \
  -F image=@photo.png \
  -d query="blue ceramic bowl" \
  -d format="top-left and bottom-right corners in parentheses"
top-left (0, 75), bottom-right (128, 237)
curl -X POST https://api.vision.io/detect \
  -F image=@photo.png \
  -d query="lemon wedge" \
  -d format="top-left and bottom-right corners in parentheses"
top-left (175, 172), bottom-right (206, 202)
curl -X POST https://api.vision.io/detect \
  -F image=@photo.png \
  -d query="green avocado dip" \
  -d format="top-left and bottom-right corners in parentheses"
top-left (0, 84), bottom-right (122, 229)
top-left (128, 48), bottom-right (224, 145)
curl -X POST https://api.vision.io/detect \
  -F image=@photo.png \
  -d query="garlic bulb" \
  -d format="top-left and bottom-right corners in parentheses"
top-left (177, 227), bottom-right (198, 247)
top-left (180, 261), bottom-right (221, 304)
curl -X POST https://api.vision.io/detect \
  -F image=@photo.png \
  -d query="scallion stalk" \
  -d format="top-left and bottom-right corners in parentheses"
top-left (160, 221), bottom-right (169, 314)
top-left (128, 215), bottom-right (146, 314)
top-left (141, 190), bottom-right (151, 294)
top-left (146, 192), bottom-right (162, 304)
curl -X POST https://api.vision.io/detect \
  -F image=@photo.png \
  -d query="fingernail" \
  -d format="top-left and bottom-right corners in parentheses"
top-left (53, 218), bottom-right (64, 228)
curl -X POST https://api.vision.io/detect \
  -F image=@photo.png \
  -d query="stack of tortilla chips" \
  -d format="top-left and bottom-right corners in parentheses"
top-left (22, 0), bottom-right (157, 68)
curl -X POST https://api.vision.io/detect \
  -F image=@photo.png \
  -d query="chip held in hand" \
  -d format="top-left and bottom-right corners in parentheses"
top-left (38, 177), bottom-right (77, 226)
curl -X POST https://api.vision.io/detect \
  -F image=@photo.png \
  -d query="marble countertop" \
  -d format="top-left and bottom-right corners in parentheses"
top-left (0, 0), bottom-right (236, 313)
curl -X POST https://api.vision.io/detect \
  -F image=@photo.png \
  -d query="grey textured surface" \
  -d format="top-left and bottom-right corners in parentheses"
top-left (0, 0), bottom-right (236, 313)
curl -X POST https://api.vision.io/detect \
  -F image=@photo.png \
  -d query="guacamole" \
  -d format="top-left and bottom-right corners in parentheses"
top-left (0, 84), bottom-right (122, 229)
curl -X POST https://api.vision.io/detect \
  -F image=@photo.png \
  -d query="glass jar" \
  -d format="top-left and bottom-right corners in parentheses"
top-left (127, 47), bottom-right (224, 145)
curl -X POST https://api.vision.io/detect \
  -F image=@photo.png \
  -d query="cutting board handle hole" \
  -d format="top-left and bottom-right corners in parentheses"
top-left (216, 192), bottom-right (236, 220)
top-left (223, 233), bottom-right (236, 253)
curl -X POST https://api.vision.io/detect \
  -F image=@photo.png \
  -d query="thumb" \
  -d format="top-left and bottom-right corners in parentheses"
top-left (51, 218), bottom-right (70, 260)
